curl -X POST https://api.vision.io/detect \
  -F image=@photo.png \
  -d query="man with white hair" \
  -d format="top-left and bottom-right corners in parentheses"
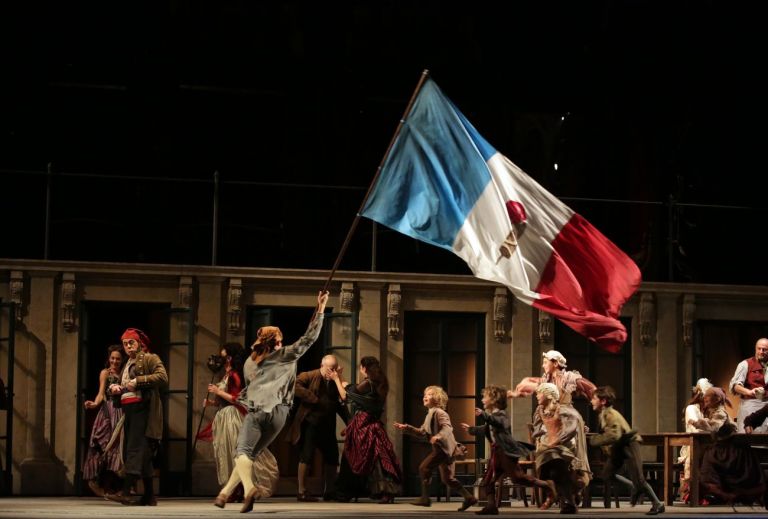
top-left (729, 338), bottom-right (768, 432)
top-left (532, 382), bottom-right (585, 514)
top-left (288, 354), bottom-right (350, 501)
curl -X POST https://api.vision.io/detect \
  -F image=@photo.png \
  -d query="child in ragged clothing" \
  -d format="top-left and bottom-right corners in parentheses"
top-left (460, 384), bottom-right (556, 515)
top-left (394, 385), bottom-right (478, 511)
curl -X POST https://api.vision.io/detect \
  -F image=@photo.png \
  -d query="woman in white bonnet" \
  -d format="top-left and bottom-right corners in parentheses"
top-left (509, 351), bottom-right (596, 508)
top-left (677, 378), bottom-right (711, 502)
top-left (509, 350), bottom-right (596, 405)
top-left (678, 377), bottom-right (735, 503)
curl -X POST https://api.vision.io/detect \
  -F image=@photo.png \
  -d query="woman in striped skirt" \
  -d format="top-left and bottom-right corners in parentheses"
top-left (83, 344), bottom-right (126, 496)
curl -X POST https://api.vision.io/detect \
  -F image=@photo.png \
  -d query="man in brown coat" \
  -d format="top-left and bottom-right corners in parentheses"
top-left (106, 328), bottom-right (167, 506)
top-left (288, 354), bottom-right (350, 501)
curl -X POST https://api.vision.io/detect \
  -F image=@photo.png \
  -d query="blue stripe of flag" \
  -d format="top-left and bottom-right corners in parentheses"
top-left (360, 79), bottom-right (497, 250)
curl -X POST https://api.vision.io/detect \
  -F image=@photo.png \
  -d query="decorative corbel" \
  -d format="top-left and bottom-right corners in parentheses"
top-left (10, 271), bottom-right (24, 323)
top-left (339, 282), bottom-right (355, 313)
top-left (178, 276), bottom-right (193, 309)
top-left (227, 279), bottom-right (242, 335)
top-left (682, 294), bottom-right (696, 347)
top-left (538, 310), bottom-right (552, 343)
top-left (493, 287), bottom-right (508, 342)
top-left (387, 284), bottom-right (401, 338)
top-left (61, 273), bottom-right (77, 332)
top-left (638, 292), bottom-right (656, 346)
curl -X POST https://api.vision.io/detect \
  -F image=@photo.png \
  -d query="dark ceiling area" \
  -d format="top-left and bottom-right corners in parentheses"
top-left (1, 1), bottom-right (766, 285)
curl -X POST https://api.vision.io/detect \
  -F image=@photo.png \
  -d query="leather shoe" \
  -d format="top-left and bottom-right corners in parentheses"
top-left (296, 491), bottom-right (319, 502)
top-left (214, 493), bottom-right (227, 509)
top-left (539, 496), bottom-right (555, 510)
top-left (545, 479), bottom-right (558, 501)
top-left (139, 496), bottom-right (157, 506)
top-left (646, 503), bottom-right (665, 515)
top-left (475, 505), bottom-right (499, 515)
top-left (240, 488), bottom-right (258, 513)
top-left (104, 493), bottom-right (129, 505)
top-left (120, 496), bottom-right (144, 506)
top-left (457, 496), bottom-right (477, 511)
top-left (87, 480), bottom-right (105, 497)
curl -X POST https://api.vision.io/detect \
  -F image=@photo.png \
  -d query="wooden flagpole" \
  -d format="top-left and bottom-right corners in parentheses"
top-left (321, 69), bottom-right (432, 293)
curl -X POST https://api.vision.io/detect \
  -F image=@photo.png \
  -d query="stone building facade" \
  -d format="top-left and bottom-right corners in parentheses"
top-left (1, 258), bottom-right (766, 495)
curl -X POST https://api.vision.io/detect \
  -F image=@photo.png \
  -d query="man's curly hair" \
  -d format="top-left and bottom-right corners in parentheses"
top-left (482, 384), bottom-right (508, 410)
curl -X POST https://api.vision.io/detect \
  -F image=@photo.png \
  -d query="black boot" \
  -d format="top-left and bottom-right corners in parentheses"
top-left (106, 474), bottom-right (139, 505)
top-left (456, 484), bottom-right (478, 512)
top-left (140, 477), bottom-right (157, 506)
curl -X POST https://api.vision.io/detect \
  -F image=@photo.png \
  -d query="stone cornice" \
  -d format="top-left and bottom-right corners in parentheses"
top-left (2, 258), bottom-right (768, 297)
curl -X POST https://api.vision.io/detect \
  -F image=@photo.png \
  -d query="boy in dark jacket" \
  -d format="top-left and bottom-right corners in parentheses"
top-left (460, 385), bottom-right (556, 515)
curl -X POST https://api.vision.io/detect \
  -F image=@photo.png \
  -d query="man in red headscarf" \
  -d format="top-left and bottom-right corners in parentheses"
top-left (106, 328), bottom-right (167, 506)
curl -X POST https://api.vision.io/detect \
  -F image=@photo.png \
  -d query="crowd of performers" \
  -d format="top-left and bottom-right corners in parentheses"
top-left (81, 294), bottom-right (768, 514)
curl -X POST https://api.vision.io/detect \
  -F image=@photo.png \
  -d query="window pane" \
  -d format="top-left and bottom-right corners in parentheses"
top-left (406, 353), bottom-right (439, 396)
top-left (444, 318), bottom-right (480, 352)
top-left (448, 397), bottom-right (477, 443)
top-left (446, 353), bottom-right (475, 395)
top-left (594, 356), bottom-right (625, 397)
top-left (404, 313), bottom-right (440, 351)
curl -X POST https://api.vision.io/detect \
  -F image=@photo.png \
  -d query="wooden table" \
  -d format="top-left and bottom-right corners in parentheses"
top-left (641, 432), bottom-right (768, 506)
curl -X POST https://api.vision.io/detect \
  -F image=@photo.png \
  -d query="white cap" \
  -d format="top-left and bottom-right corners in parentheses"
top-left (542, 350), bottom-right (567, 368)
top-left (695, 378), bottom-right (713, 393)
top-left (536, 382), bottom-right (560, 401)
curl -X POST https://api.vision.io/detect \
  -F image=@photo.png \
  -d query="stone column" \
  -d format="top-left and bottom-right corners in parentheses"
top-left (509, 302), bottom-right (537, 440)
top-left (653, 293), bottom-right (681, 433)
top-left (191, 277), bottom-right (224, 496)
top-left (20, 272), bottom-right (69, 494)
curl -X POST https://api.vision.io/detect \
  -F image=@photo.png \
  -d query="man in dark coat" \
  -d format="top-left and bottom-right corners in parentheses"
top-left (288, 354), bottom-right (350, 501)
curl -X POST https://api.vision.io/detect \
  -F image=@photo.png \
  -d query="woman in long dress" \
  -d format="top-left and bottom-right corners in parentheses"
top-left (509, 350), bottom-right (595, 508)
top-left (678, 377), bottom-right (714, 502)
top-left (82, 345), bottom-right (126, 496)
top-left (199, 343), bottom-right (279, 501)
top-left (333, 356), bottom-right (402, 503)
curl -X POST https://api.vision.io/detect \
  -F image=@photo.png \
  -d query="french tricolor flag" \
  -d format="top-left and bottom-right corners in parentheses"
top-left (361, 79), bottom-right (641, 352)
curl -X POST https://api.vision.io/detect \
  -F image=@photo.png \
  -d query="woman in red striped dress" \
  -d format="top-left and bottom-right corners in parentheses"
top-left (82, 345), bottom-right (126, 496)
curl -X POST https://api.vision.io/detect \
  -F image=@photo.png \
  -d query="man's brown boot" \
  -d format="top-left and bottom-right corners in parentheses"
top-left (410, 479), bottom-right (431, 506)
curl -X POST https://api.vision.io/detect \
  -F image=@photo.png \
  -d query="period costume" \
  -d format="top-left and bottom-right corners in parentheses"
top-left (532, 382), bottom-right (589, 514)
top-left (216, 312), bottom-right (325, 512)
top-left (516, 351), bottom-right (595, 490)
top-left (288, 367), bottom-right (350, 499)
top-left (468, 408), bottom-right (553, 514)
top-left (335, 379), bottom-right (402, 501)
top-left (82, 369), bottom-right (124, 486)
top-left (677, 378), bottom-right (714, 486)
top-left (700, 422), bottom-right (767, 506)
top-left (198, 371), bottom-right (278, 496)
top-left (108, 328), bottom-right (167, 506)
top-left (589, 405), bottom-right (664, 514)
top-left (729, 355), bottom-right (768, 432)
top-left (401, 407), bottom-right (477, 509)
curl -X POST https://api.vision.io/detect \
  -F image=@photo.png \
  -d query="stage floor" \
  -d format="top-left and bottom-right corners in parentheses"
top-left (0, 497), bottom-right (765, 518)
